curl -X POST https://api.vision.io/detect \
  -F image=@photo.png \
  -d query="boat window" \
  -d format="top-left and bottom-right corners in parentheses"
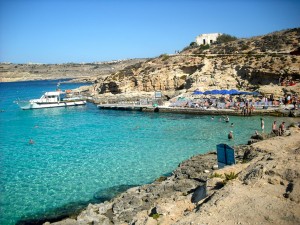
top-left (45, 95), bottom-right (59, 98)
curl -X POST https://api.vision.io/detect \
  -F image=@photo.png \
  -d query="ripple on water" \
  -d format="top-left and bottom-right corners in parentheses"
top-left (1, 81), bottom-right (300, 225)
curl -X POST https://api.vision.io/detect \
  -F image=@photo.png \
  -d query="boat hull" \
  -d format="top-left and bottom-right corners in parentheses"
top-left (18, 101), bottom-right (86, 110)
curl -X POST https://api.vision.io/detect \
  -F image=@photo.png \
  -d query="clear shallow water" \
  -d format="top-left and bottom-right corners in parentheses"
top-left (0, 80), bottom-right (298, 224)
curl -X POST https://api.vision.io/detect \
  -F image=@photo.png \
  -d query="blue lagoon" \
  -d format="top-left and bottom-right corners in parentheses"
top-left (0, 80), bottom-right (298, 224)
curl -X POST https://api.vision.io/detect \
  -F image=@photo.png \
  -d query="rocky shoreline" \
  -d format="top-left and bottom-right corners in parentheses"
top-left (15, 126), bottom-right (300, 225)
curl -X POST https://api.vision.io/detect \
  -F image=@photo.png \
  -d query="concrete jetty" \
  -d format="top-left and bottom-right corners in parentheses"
top-left (97, 104), bottom-right (299, 117)
top-left (97, 104), bottom-right (150, 111)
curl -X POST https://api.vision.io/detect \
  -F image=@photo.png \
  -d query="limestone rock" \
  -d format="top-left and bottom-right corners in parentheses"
top-left (89, 28), bottom-right (300, 101)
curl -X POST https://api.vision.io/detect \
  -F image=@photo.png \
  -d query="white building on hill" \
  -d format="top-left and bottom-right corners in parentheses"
top-left (196, 33), bottom-right (222, 45)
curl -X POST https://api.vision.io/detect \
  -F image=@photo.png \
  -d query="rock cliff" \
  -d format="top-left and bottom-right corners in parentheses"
top-left (92, 28), bottom-right (300, 99)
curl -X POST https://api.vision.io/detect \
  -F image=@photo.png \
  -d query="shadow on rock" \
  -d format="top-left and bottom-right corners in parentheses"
top-left (93, 184), bottom-right (138, 202)
top-left (16, 184), bottom-right (138, 225)
top-left (15, 200), bottom-right (94, 225)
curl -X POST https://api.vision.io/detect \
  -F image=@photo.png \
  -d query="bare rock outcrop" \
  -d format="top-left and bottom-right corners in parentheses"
top-left (174, 128), bottom-right (300, 225)
top-left (92, 28), bottom-right (300, 99)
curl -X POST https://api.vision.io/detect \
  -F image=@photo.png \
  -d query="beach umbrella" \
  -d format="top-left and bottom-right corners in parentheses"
top-left (219, 90), bottom-right (229, 95)
top-left (239, 91), bottom-right (251, 95)
top-left (210, 90), bottom-right (221, 94)
top-left (228, 89), bottom-right (240, 95)
top-left (251, 91), bottom-right (260, 96)
top-left (193, 90), bottom-right (203, 95)
top-left (203, 90), bottom-right (212, 95)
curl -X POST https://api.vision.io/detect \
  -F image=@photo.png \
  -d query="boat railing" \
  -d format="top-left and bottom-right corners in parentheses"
top-left (93, 97), bottom-right (164, 106)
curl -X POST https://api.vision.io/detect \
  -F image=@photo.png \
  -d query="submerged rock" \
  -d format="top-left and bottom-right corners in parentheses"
top-left (93, 184), bottom-right (138, 201)
top-left (16, 200), bottom-right (91, 225)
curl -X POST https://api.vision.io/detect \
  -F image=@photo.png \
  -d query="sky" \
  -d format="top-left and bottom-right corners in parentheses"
top-left (0, 0), bottom-right (299, 64)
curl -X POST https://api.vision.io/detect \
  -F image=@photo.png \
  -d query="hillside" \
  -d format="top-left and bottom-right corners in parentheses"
top-left (187, 28), bottom-right (300, 55)
top-left (1, 28), bottom-right (299, 100)
top-left (89, 28), bottom-right (300, 101)
top-left (0, 59), bottom-right (147, 82)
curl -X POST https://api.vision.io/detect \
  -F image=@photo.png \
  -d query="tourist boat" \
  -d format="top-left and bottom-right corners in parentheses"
top-left (16, 90), bottom-right (86, 110)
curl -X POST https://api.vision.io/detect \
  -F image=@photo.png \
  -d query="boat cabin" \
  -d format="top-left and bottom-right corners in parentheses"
top-left (39, 91), bottom-right (62, 103)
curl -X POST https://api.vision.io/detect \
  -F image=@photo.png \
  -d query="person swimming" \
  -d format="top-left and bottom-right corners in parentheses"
top-left (225, 116), bottom-right (230, 123)
top-left (228, 131), bottom-right (233, 139)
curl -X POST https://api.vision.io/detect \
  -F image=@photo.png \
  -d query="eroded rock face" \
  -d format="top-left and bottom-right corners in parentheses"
top-left (99, 54), bottom-right (299, 95)
top-left (94, 47), bottom-right (300, 99)
top-left (96, 60), bottom-right (189, 94)
top-left (90, 28), bottom-right (300, 99)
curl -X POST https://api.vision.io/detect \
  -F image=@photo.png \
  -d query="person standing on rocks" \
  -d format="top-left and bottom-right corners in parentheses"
top-left (272, 121), bottom-right (277, 134)
top-left (242, 105), bottom-right (247, 116)
top-left (279, 122), bottom-right (285, 136)
top-left (261, 118), bottom-right (264, 132)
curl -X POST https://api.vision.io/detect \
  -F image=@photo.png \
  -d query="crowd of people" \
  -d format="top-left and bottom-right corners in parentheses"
top-left (170, 92), bottom-right (299, 115)
top-left (169, 92), bottom-right (299, 141)
top-left (279, 76), bottom-right (297, 87)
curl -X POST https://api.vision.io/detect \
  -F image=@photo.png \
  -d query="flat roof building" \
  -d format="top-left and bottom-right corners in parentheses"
top-left (196, 33), bottom-right (222, 45)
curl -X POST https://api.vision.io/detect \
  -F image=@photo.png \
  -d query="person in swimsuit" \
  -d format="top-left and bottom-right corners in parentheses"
top-left (228, 131), bottom-right (233, 139)
top-left (225, 116), bottom-right (230, 123)
top-left (279, 122), bottom-right (285, 136)
top-left (272, 121), bottom-right (277, 134)
top-left (261, 118), bottom-right (264, 131)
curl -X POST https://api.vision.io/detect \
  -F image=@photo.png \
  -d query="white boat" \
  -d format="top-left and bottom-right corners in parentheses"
top-left (17, 90), bottom-right (86, 110)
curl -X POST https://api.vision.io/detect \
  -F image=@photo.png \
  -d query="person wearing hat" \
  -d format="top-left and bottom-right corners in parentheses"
top-left (228, 131), bottom-right (233, 139)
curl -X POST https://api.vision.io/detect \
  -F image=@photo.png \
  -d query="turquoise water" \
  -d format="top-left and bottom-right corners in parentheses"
top-left (0, 80), bottom-right (298, 224)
